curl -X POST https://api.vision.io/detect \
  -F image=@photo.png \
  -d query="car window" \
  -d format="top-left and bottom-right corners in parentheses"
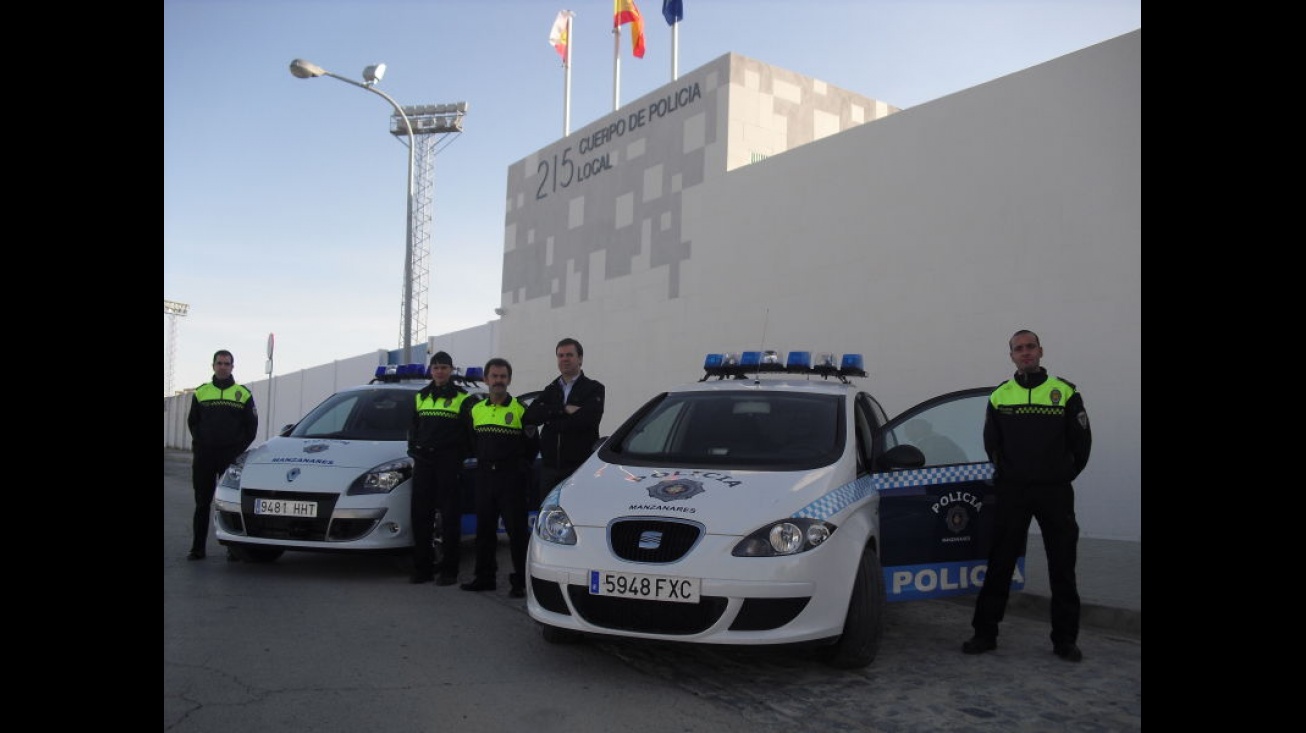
top-left (290, 388), bottom-right (416, 440)
top-left (885, 390), bottom-right (990, 467)
top-left (605, 391), bottom-right (843, 470)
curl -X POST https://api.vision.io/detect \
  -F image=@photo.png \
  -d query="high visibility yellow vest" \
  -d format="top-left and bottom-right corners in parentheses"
top-left (194, 381), bottom-right (252, 408)
top-left (990, 376), bottom-right (1076, 415)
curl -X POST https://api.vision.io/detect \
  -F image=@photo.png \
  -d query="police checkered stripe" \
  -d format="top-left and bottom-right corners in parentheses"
top-left (792, 475), bottom-right (876, 521)
top-left (1011, 405), bottom-right (1064, 415)
top-left (872, 463), bottom-right (993, 490)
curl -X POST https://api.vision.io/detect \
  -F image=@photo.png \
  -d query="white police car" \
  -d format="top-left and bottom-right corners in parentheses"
top-left (526, 350), bottom-right (1018, 669)
top-left (214, 364), bottom-right (539, 564)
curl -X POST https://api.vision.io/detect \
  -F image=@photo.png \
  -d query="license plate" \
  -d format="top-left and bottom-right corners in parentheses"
top-left (589, 570), bottom-right (700, 603)
top-left (253, 498), bottom-right (318, 517)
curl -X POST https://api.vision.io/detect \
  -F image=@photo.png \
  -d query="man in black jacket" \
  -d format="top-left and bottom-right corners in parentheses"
top-left (187, 350), bottom-right (259, 561)
top-left (963, 329), bottom-right (1092, 662)
top-left (407, 351), bottom-right (477, 585)
top-left (462, 357), bottom-right (538, 598)
top-left (522, 338), bottom-right (604, 504)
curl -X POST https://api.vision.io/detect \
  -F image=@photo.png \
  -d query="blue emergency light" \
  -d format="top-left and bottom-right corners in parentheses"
top-left (701, 350), bottom-right (867, 382)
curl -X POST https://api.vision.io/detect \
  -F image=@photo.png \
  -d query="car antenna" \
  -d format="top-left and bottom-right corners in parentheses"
top-left (751, 309), bottom-right (770, 383)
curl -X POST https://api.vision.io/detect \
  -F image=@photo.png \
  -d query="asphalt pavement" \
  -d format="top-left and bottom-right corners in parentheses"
top-left (164, 449), bottom-right (1140, 732)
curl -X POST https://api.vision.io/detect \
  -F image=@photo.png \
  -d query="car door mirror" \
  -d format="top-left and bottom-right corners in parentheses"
top-left (880, 444), bottom-right (925, 470)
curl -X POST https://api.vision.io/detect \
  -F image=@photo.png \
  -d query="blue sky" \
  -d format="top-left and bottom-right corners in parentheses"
top-left (164, 0), bottom-right (1141, 393)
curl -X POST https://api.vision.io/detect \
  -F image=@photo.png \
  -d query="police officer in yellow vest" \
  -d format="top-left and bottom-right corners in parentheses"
top-left (461, 357), bottom-right (538, 598)
top-left (963, 329), bottom-right (1092, 662)
top-left (187, 350), bottom-right (258, 560)
top-left (407, 351), bottom-right (477, 585)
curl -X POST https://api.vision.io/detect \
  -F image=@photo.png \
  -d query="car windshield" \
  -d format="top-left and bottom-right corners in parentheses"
top-left (289, 388), bottom-right (415, 441)
top-left (601, 391), bottom-right (844, 470)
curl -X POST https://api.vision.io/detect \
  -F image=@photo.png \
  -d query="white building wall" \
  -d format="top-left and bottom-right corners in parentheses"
top-left (498, 33), bottom-right (1140, 541)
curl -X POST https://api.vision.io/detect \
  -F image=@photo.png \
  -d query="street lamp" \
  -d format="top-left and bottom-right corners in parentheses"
top-left (289, 58), bottom-right (417, 364)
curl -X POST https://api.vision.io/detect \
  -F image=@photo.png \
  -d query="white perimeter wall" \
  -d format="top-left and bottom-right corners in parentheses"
top-left (497, 31), bottom-right (1140, 541)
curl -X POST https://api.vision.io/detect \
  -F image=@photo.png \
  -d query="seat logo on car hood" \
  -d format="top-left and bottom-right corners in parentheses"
top-left (286, 467), bottom-right (301, 482)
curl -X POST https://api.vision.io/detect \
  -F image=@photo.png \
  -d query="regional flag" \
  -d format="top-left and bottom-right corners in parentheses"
top-left (549, 10), bottom-right (574, 62)
top-left (614, 0), bottom-right (646, 58)
top-left (662, 0), bottom-right (682, 26)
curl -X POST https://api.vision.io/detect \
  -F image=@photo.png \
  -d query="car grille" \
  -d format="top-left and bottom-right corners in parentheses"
top-left (608, 518), bottom-right (703, 563)
top-left (566, 585), bottom-right (729, 634)
top-left (548, 518), bottom-right (717, 634)
top-left (239, 489), bottom-right (368, 542)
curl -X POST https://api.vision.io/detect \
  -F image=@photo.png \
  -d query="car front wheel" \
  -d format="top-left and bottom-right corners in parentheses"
top-left (814, 544), bottom-right (885, 669)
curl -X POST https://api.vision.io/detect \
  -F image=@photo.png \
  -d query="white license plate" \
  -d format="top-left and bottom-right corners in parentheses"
top-left (589, 570), bottom-right (700, 603)
top-left (253, 498), bottom-right (318, 517)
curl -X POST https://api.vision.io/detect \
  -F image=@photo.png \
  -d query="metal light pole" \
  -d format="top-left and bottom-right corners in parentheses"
top-left (289, 59), bottom-right (417, 364)
top-left (163, 299), bottom-right (189, 395)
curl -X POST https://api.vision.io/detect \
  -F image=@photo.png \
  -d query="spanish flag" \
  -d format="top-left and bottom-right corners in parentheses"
top-left (614, 0), bottom-right (646, 58)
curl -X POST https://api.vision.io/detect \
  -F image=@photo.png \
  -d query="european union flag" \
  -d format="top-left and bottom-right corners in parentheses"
top-left (663, 0), bottom-right (683, 26)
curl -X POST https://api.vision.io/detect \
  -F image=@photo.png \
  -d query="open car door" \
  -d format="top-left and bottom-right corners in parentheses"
top-left (870, 387), bottom-right (1026, 602)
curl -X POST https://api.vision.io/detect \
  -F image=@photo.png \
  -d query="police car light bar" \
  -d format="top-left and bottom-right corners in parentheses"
top-left (371, 363), bottom-right (432, 383)
top-left (370, 363), bottom-right (488, 386)
top-left (701, 351), bottom-right (867, 381)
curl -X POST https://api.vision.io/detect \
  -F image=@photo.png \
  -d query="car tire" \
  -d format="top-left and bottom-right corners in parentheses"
top-left (230, 544), bottom-right (285, 563)
top-left (814, 544), bottom-right (884, 669)
top-left (539, 623), bottom-right (583, 645)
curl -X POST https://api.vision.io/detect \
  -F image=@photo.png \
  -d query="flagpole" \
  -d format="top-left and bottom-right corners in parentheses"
top-left (670, 22), bottom-right (678, 81)
top-left (564, 14), bottom-right (573, 136)
top-left (612, 25), bottom-right (621, 111)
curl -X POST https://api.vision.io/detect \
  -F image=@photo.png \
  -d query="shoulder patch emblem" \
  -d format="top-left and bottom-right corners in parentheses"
top-left (1049, 389), bottom-right (1062, 406)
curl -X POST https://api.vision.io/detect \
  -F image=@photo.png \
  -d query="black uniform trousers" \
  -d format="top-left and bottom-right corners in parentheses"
top-left (191, 448), bottom-right (242, 554)
top-left (411, 456), bottom-right (463, 578)
top-left (971, 480), bottom-right (1081, 646)
top-left (471, 462), bottom-right (531, 590)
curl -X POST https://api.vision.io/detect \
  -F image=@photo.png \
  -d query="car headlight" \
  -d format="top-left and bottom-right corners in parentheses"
top-left (347, 458), bottom-right (414, 495)
top-left (731, 518), bottom-right (836, 557)
top-left (534, 505), bottom-right (576, 545)
top-left (217, 452), bottom-right (249, 490)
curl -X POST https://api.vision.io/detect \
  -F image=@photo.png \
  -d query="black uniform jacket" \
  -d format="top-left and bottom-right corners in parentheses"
top-left (522, 371), bottom-right (605, 471)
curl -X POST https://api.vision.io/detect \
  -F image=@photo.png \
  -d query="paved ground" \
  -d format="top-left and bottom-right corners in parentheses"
top-left (166, 449), bottom-right (1140, 732)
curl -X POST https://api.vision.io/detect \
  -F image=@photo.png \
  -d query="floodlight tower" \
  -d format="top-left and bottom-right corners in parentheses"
top-left (289, 58), bottom-right (466, 363)
top-left (392, 102), bottom-right (467, 354)
top-left (164, 299), bottom-right (189, 395)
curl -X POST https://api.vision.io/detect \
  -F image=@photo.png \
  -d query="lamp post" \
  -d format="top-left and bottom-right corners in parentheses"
top-left (289, 58), bottom-right (417, 364)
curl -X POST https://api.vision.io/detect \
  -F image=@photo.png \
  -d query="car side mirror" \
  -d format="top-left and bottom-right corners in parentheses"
top-left (880, 444), bottom-right (925, 470)
top-left (278, 423), bottom-right (296, 437)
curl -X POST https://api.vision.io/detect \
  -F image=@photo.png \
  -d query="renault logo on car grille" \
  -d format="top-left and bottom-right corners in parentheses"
top-left (639, 531), bottom-right (663, 549)
top-left (286, 467), bottom-right (301, 482)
